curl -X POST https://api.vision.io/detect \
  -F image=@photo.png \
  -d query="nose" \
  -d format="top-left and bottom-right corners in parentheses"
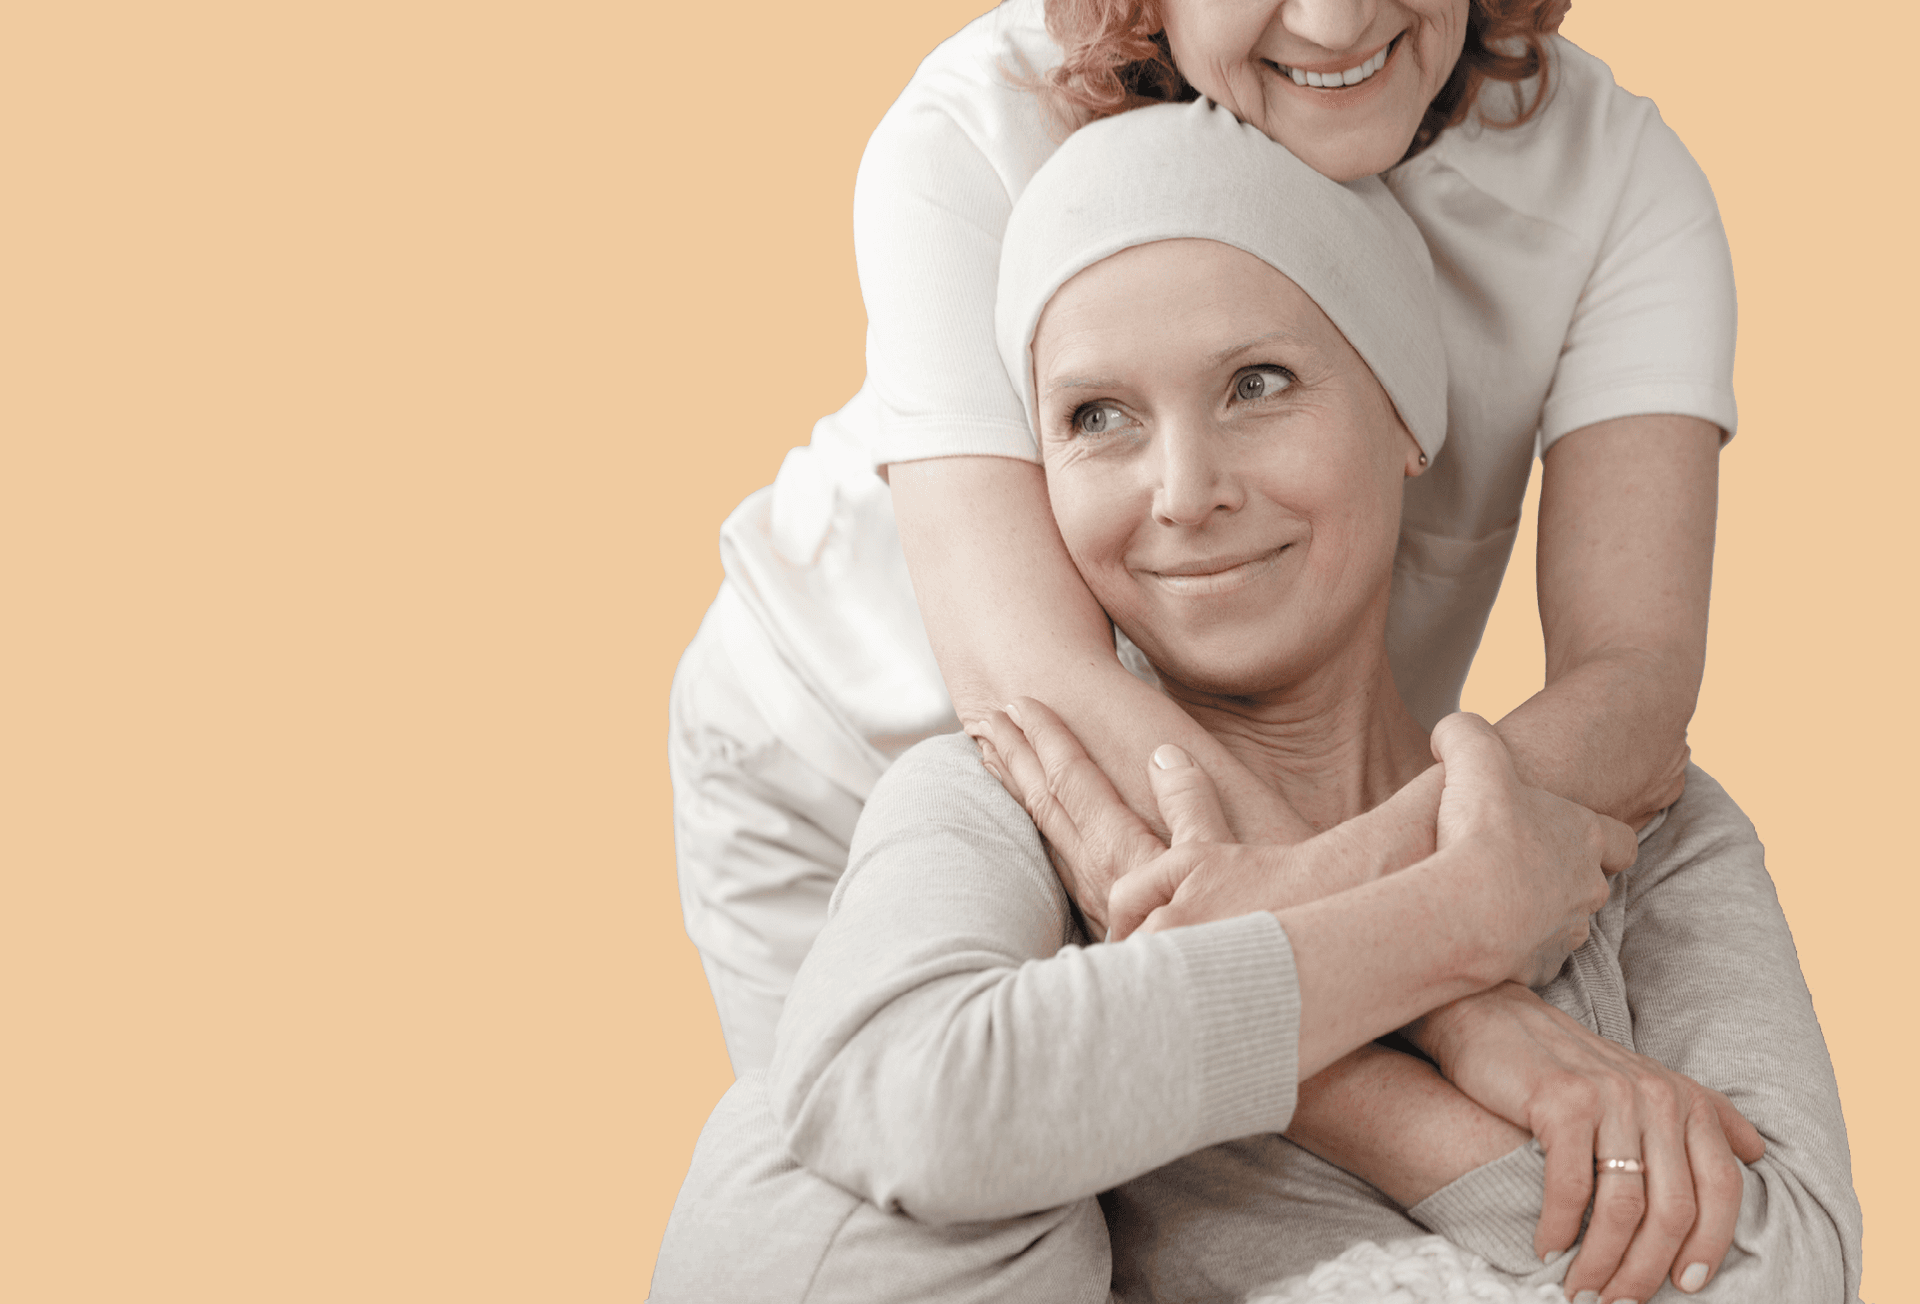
top-left (1152, 424), bottom-right (1244, 528)
top-left (1279, 0), bottom-right (1379, 53)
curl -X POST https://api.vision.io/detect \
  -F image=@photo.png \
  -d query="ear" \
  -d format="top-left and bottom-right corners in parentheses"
top-left (1401, 427), bottom-right (1430, 478)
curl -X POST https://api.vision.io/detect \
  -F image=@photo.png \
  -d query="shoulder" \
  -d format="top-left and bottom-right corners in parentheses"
top-left (855, 731), bottom-right (1037, 852)
top-left (858, 0), bottom-right (1061, 209)
top-left (1397, 37), bottom-right (1704, 236)
top-left (843, 732), bottom-right (1064, 914)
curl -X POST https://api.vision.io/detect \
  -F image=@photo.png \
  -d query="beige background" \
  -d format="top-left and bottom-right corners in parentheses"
top-left (5, 2), bottom-right (1911, 1299)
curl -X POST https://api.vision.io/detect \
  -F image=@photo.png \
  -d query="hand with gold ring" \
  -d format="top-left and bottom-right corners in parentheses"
top-left (1408, 983), bottom-right (1765, 1301)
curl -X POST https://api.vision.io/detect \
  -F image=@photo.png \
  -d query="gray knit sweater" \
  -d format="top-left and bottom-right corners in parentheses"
top-left (651, 735), bottom-right (1862, 1303)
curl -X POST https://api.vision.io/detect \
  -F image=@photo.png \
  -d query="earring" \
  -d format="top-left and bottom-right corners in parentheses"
top-left (1417, 452), bottom-right (1429, 467)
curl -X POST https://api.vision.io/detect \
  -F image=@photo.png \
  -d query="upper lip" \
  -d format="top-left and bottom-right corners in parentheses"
top-left (1265, 33), bottom-right (1399, 77)
top-left (1145, 546), bottom-right (1285, 578)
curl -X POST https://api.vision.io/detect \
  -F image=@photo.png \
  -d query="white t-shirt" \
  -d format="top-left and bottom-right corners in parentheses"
top-left (715, 0), bottom-right (1736, 793)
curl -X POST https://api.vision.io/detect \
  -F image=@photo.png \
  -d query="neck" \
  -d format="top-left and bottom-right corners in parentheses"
top-left (1160, 635), bottom-right (1432, 832)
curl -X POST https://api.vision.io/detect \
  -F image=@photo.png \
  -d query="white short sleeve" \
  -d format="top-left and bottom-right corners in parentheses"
top-left (853, 89), bottom-right (1045, 467)
top-left (1539, 107), bottom-right (1738, 447)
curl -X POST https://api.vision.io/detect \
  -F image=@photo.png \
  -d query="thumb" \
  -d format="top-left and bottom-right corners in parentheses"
top-left (1428, 711), bottom-right (1517, 787)
top-left (1149, 745), bottom-right (1230, 846)
top-left (1708, 1088), bottom-right (1767, 1164)
top-left (1108, 856), bottom-right (1187, 941)
top-left (1428, 712), bottom-right (1518, 840)
top-left (1596, 811), bottom-right (1640, 876)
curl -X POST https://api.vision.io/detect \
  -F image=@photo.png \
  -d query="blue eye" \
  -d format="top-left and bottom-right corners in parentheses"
top-left (1074, 404), bottom-right (1128, 436)
top-left (1234, 367), bottom-right (1294, 401)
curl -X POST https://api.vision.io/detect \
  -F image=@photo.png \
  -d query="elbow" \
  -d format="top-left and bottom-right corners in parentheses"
top-left (773, 1080), bottom-right (1002, 1226)
top-left (1622, 740), bottom-right (1691, 829)
top-left (1719, 1160), bottom-right (1858, 1302)
top-left (1539, 642), bottom-right (1702, 824)
top-left (768, 1036), bottom-right (1004, 1226)
top-left (871, 1121), bottom-right (1004, 1226)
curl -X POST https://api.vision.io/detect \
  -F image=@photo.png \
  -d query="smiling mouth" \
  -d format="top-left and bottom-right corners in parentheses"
top-left (1147, 546), bottom-right (1290, 595)
top-left (1267, 34), bottom-right (1400, 89)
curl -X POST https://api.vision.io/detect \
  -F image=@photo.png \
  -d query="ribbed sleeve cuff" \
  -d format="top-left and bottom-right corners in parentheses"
top-left (1406, 1140), bottom-right (1549, 1277)
top-left (1166, 912), bottom-right (1300, 1148)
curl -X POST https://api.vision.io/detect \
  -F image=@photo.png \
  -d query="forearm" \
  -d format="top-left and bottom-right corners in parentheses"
top-left (1515, 414), bottom-right (1718, 827)
top-left (1289, 762), bottom-right (1441, 894)
top-left (1278, 843), bottom-right (1512, 1078)
top-left (1495, 645), bottom-right (1696, 827)
top-left (773, 739), bottom-right (1301, 1224)
top-left (782, 912), bottom-right (1301, 1224)
top-left (1284, 1042), bottom-right (1528, 1208)
top-left (891, 456), bottom-right (1309, 843)
top-left (790, 848), bottom-right (1500, 1220)
top-left (1225, 765), bottom-right (1442, 911)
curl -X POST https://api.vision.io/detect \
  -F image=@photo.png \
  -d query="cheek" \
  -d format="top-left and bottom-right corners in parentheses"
top-left (1162, 3), bottom-right (1269, 97)
top-left (1278, 428), bottom-right (1404, 559)
top-left (1413, 1), bottom-right (1470, 91)
top-left (1045, 460), bottom-right (1141, 584)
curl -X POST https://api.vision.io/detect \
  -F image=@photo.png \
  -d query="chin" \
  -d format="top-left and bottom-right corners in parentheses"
top-left (1274, 125), bottom-right (1418, 183)
top-left (1256, 93), bottom-right (1427, 183)
top-left (1124, 625), bottom-right (1301, 699)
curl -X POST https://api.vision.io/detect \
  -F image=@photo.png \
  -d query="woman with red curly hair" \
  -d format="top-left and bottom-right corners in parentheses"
top-left (670, 0), bottom-right (1741, 1285)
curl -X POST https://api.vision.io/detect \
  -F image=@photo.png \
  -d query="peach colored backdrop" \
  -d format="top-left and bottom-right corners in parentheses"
top-left (7, 2), bottom-right (1912, 1299)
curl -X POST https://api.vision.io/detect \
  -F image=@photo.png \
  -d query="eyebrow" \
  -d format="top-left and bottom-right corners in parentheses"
top-left (1208, 329), bottom-right (1308, 365)
top-left (1045, 375), bottom-right (1124, 396)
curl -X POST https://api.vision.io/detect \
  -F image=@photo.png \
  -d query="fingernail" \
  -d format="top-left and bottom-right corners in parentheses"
top-left (1002, 702), bottom-right (1023, 725)
top-left (1572, 1294), bottom-right (1599, 1304)
top-left (1152, 744), bottom-right (1192, 770)
top-left (1679, 1262), bottom-right (1709, 1292)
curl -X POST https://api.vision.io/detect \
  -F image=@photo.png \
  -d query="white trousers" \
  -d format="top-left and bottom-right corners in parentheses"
top-left (668, 588), bottom-right (876, 1076)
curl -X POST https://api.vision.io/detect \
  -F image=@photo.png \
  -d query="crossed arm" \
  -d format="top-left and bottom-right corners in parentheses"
top-left (767, 731), bottom-right (1852, 1301)
top-left (975, 698), bottom-right (1757, 1300)
top-left (965, 701), bottom-right (1855, 1300)
top-left (769, 723), bottom-right (1616, 1222)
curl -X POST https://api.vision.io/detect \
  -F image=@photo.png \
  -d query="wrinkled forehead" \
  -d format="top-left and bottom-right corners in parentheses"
top-left (995, 99), bottom-right (1447, 459)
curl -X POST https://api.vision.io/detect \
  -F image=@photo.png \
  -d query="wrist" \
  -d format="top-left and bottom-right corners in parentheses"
top-left (1414, 845), bottom-right (1518, 994)
top-left (1288, 1044), bottom-right (1531, 1208)
top-left (1405, 993), bottom-right (1479, 1074)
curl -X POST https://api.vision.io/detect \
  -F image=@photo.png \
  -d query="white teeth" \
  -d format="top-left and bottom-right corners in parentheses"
top-left (1281, 43), bottom-right (1389, 89)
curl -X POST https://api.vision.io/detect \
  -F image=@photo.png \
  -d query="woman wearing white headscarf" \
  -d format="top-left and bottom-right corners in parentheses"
top-left (652, 103), bottom-right (1857, 1304)
top-left (672, 0), bottom-right (1734, 1093)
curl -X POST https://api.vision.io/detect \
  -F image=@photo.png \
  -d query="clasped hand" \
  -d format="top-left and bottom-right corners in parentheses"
top-left (973, 698), bottom-right (1760, 1299)
top-left (973, 698), bottom-right (1629, 987)
top-left (1413, 984), bottom-right (1764, 1299)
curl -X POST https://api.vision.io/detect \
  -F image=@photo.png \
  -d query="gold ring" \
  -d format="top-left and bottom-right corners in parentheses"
top-left (1596, 1157), bottom-right (1645, 1175)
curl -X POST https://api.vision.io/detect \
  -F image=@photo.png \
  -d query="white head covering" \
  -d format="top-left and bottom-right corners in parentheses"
top-left (996, 98), bottom-right (1448, 459)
